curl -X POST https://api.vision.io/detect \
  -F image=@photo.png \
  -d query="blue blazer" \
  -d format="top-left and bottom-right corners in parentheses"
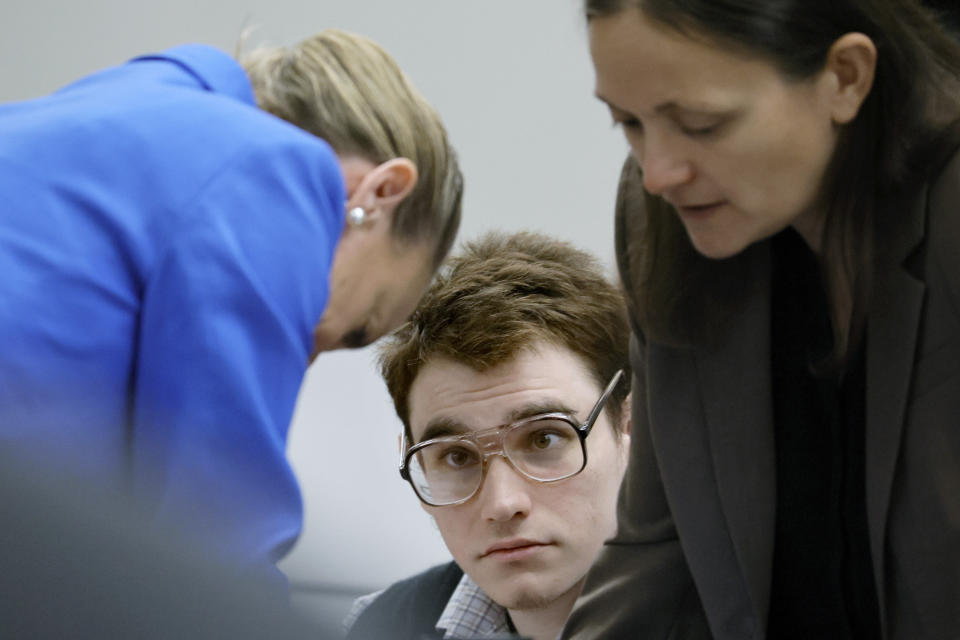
top-left (0, 45), bottom-right (345, 577)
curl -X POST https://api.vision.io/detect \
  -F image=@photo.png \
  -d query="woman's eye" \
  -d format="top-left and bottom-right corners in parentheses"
top-left (678, 119), bottom-right (724, 137)
top-left (612, 117), bottom-right (642, 131)
top-left (341, 326), bottom-right (369, 349)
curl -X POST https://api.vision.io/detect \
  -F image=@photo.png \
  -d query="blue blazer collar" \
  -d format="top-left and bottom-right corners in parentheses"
top-left (131, 44), bottom-right (256, 107)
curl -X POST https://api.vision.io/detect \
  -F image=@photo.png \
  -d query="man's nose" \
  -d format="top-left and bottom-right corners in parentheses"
top-left (478, 455), bottom-right (533, 523)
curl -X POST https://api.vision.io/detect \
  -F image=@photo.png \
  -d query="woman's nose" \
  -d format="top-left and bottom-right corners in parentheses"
top-left (632, 134), bottom-right (694, 196)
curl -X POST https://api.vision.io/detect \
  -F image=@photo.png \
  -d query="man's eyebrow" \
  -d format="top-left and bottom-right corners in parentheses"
top-left (418, 417), bottom-right (470, 444)
top-left (505, 400), bottom-right (580, 424)
top-left (416, 399), bottom-right (582, 444)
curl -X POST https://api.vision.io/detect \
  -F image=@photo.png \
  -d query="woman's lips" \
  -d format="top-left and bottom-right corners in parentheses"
top-left (676, 200), bottom-right (726, 218)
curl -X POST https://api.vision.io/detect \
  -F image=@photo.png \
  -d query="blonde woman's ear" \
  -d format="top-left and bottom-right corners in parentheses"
top-left (338, 155), bottom-right (380, 214)
top-left (339, 155), bottom-right (418, 228)
top-left (368, 157), bottom-right (418, 213)
top-left (340, 156), bottom-right (418, 228)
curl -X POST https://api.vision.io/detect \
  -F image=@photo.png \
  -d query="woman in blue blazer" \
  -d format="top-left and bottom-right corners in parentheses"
top-left (0, 29), bottom-right (462, 583)
top-left (566, 0), bottom-right (960, 638)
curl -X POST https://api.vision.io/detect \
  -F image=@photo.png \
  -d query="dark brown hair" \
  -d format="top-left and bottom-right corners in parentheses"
top-left (588, 0), bottom-right (960, 363)
top-left (379, 231), bottom-right (631, 442)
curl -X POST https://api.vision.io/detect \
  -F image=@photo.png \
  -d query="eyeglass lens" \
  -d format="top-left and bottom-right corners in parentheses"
top-left (407, 417), bottom-right (584, 506)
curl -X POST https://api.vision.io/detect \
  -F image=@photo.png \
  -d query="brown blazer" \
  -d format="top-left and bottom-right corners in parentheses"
top-left (563, 152), bottom-right (960, 639)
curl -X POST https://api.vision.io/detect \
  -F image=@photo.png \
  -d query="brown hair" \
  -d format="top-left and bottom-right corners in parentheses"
top-left (241, 29), bottom-right (462, 268)
top-left (588, 0), bottom-right (960, 365)
top-left (379, 231), bottom-right (631, 442)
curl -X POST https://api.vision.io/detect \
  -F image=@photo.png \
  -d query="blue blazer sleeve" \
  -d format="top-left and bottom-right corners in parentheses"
top-left (130, 136), bottom-right (344, 576)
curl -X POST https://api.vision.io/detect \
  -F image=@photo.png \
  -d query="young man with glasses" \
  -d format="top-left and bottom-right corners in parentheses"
top-left (345, 231), bottom-right (631, 640)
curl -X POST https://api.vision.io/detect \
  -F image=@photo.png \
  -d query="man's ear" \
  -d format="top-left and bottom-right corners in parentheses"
top-left (823, 32), bottom-right (877, 125)
top-left (619, 392), bottom-right (632, 437)
top-left (348, 157), bottom-right (418, 222)
top-left (616, 392), bottom-right (632, 470)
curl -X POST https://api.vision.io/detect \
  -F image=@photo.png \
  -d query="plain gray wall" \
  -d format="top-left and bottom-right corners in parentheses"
top-left (3, 0), bottom-right (628, 611)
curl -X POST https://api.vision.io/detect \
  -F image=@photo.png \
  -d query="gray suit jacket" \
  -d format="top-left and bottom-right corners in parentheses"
top-left (563, 151), bottom-right (960, 639)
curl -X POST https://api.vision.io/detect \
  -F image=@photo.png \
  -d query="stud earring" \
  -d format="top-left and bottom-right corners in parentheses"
top-left (346, 206), bottom-right (366, 227)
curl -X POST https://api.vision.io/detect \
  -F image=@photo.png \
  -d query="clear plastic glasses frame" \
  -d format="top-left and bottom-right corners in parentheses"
top-left (399, 369), bottom-right (623, 507)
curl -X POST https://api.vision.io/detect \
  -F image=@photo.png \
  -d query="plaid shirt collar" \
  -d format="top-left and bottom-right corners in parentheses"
top-left (436, 572), bottom-right (510, 639)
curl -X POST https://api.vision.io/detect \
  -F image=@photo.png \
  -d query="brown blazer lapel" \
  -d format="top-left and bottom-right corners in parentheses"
top-left (615, 155), bottom-right (777, 635)
top-left (866, 183), bottom-right (929, 628)
top-left (693, 241), bottom-right (777, 632)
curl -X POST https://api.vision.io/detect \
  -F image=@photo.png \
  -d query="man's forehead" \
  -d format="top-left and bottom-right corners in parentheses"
top-left (413, 397), bottom-right (581, 444)
top-left (407, 347), bottom-right (598, 441)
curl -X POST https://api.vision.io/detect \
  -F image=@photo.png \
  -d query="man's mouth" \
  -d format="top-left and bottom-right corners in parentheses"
top-left (481, 538), bottom-right (551, 560)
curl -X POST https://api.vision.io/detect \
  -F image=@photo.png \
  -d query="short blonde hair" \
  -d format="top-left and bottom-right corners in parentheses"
top-left (242, 29), bottom-right (462, 268)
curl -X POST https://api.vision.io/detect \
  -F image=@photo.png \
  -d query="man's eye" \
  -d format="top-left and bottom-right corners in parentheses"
top-left (515, 420), bottom-right (577, 452)
top-left (439, 447), bottom-right (479, 469)
top-left (531, 431), bottom-right (562, 449)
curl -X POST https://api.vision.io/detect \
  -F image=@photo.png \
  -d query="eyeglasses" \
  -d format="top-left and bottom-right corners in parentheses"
top-left (400, 370), bottom-right (624, 507)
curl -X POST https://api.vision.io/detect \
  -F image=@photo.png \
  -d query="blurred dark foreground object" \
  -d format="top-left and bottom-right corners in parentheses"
top-left (0, 455), bottom-right (341, 639)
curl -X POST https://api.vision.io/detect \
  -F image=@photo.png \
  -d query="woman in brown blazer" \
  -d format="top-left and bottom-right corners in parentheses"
top-left (564, 1), bottom-right (960, 638)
